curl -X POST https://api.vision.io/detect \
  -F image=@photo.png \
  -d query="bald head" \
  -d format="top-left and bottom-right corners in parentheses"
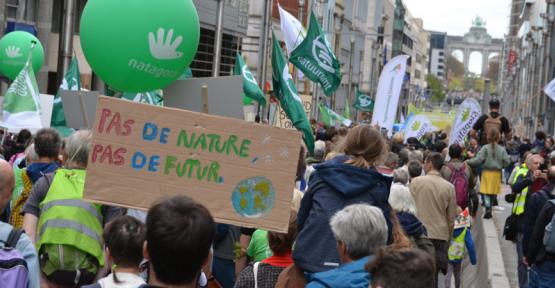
top-left (548, 166), bottom-right (555, 184)
top-left (0, 160), bottom-right (14, 213)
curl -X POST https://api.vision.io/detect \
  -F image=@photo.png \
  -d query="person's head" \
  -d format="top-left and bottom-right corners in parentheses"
top-left (409, 150), bottom-right (424, 163)
top-left (0, 160), bottom-right (14, 213)
top-left (384, 152), bottom-right (399, 169)
top-left (526, 154), bottom-right (543, 172)
top-left (536, 131), bottom-right (547, 141)
top-left (398, 148), bottom-right (410, 166)
top-left (448, 144), bottom-right (463, 160)
top-left (103, 216), bottom-right (146, 281)
top-left (63, 130), bottom-right (92, 168)
top-left (15, 129), bottom-right (32, 146)
top-left (313, 140), bottom-right (326, 161)
top-left (24, 144), bottom-right (39, 165)
top-left (145, 196), bottom-right (215, 286)
top-left (469, 138), bottom-right (478, 148)
top-left (391, 133), bottom-right (404, 146)
top-left (330, 204), bottom-right (387, 263)
top-left (267, 210), bottom-right (298, 256)
top-left (393, 169), bottom-right (409, 185)
top-left (424, 152), bottom-right (444, 173)
top-left (341, 125), bottom-right (387, 169)
top-left (407, 160), bottom-right (422, 179)
top-left (547, 136), bottom-right (555, 148)
top-left (487, 127), bottom-right (500, 145)
top-left (366, 247), bottom-right (435, 288)
top-left (489, 99), bottom-right (500, 111)
top-left (389, 182), bottom-right (417, 214)
top-left (34, 128), bottom-right (62, 161)
top-left (548, 166), bottom-right (555, 184)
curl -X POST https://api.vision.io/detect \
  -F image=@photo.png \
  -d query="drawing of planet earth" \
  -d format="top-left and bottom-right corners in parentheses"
top-left (231, 177), bottom-right (275, 218)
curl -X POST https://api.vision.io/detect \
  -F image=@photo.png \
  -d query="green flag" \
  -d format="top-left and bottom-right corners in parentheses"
top-left (353, 89), bottom-right (374, 112)
top-left (344, 95), bottom-right (351, 119)
top-left (2, 59), bottom-right (42, 130)
top-left (272, 31), bottom-right (314, 154)
top-left (290, 11), bottom-right (341, 96)
top-left (121, 90), bottom-right (163, 106)
top-left (51, 57), bottom-right (81, 127)
top-left (319, 104), bottom-right (352, 127)
top-left (318, 103), bottom-right (332, 126)
top-left (234, 53), bottom-right (266, 105)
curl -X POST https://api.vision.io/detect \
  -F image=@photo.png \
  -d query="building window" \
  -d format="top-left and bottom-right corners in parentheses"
top-left (438, 58), bottom-right (444, 63)
top-left (438, 64), bottom-right (444, 70)
top-left (189, 28), bottom-right (240, 77)
top-left (438, 72), bottom-right (444, 76)
top-left (6, 0), bottom-right (37, 23)
top-left (439, 51), bottom-right (444, 56)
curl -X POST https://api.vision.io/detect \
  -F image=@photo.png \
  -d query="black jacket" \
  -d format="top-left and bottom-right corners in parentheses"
top-left (522, 184), bottom-right (555, 255)
top-left (527, 200), bottom-right (555, 264)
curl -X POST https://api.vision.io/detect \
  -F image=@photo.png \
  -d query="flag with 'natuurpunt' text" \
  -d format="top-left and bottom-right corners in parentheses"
top-left (290, 11), bottom-right (340, 96)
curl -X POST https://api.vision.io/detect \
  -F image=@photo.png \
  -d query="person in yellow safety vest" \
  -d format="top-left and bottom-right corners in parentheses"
top-left (446, 208), bottom-right (477, 288)
top-left (509, 153), bottom-right (545, 288)
top-left (21, 130), bottom-right (122, 287)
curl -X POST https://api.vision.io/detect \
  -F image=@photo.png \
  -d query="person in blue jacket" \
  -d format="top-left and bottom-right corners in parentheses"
top-left (445, 207), bottom-right (477, 288)
top-left (294, 125), bottom-right (393, 273)
top-left (306, 204), bottom-right (388, 288)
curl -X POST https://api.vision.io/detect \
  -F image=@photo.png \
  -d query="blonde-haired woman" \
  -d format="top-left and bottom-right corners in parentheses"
top-left (467, 128), bottom-right (510, 218)
top-left (293, 125), bottom-right (393, 273)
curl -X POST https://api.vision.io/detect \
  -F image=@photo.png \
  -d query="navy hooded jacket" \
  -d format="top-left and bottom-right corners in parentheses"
top-left (293, 155), bottom-right (393, 273)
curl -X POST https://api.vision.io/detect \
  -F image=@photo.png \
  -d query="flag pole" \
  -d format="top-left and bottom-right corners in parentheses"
top-left (257, 0), bottom-right (273, 121)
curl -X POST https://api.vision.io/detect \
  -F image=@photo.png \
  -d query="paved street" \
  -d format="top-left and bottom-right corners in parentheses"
top-left (492, 184), bottom-right (519, 288)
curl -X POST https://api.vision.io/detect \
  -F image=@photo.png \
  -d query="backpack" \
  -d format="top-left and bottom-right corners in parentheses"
top-left (543, 200), bottom-right (555, 253)
top-left (10, 171), bottom-right (33, 229)
top-left (448, 163), bottom-right (469, 209)
top-left (481, 115), bottom-right (502, 144)
top-left (0, 228), bottom-right (29, 288)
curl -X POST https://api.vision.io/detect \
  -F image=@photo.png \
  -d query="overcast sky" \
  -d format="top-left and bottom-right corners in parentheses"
top-left (403, 0), bottom-right (511, 39)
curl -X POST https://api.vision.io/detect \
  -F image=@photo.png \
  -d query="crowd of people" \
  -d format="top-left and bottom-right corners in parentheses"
top-left (0, 98), bottom-right (554, 287)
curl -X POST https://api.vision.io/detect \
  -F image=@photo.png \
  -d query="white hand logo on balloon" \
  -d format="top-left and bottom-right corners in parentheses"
top-left (5, 45), bottom-right (22, 58)
top-left (148, 28), bottom-right (183, 60)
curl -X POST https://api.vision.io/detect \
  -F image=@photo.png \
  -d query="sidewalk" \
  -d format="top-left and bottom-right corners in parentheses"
top-left (491, 185), bottom-right (518, 287)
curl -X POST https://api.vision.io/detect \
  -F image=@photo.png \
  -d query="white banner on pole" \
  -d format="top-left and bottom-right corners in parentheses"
top-left (371, 55), bottom-right (409, 135)
top-left (544, 77), bottom-right (555, 102)
top-left (403, 114), bottom-right (432, 142)
top-left (448, 98), bottom-right (482, 146)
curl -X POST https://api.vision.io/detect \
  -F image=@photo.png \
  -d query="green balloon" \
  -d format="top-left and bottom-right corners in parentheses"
top-left (0, 31), bottom-right (44, 80)
top-left (80, 0), bottom-right (200, 92)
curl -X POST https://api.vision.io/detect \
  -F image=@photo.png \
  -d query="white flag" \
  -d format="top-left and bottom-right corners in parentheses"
top-left (403, 115), bottom-right (431, 142)
top-left (448, 98), bottom-right (482, 146)
top-left (2, 61), bottom-right (42, 131)
top-left (544, 77), bottom-right (555, 102)
top-left (371, 55), bottom-right (410, 135)
top-left (278, 4), bottom-right (306, 55)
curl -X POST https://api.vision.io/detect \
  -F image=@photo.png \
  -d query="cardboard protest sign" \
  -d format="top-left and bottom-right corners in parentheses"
top-left (274, 94), bottom-right (312, 129)
top-left (84, 97), bottom-right (302, 232)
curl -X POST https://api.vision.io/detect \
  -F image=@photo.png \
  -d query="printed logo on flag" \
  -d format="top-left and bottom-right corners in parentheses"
top-left (411, 120), bottom-right (421, 132)
top-left (242, 65), bottom-right (258, 85)
top-left (462, 108), bottom-right (471, 122)
top-left (391, 64), bottom-right (402, 73)
top-left (312, 35), bottom-right (335, 74)
top-left (5, 45), bottom-right (22, 58)
top-left (148, 28), bottom-right (183, 60)
top-left (358, 94), bottom-right (372, 108)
